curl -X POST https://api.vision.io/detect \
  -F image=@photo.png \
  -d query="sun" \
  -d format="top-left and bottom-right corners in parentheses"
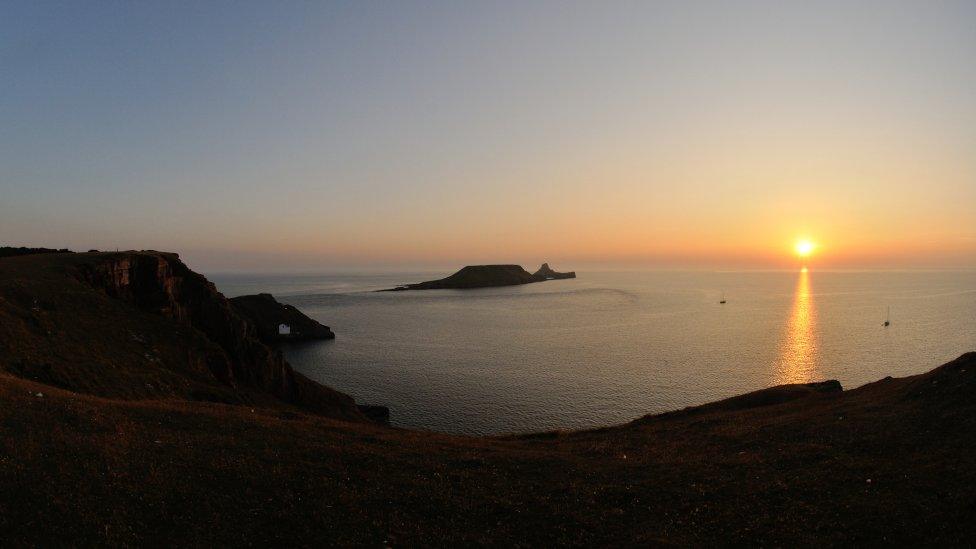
top-left (794, 239), bottom-right (815, 258)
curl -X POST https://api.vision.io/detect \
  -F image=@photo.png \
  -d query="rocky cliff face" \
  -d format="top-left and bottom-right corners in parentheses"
top-left (72, 252), bottom-right (365, 421)
top-left (230, 293), bottom-right (335, 343)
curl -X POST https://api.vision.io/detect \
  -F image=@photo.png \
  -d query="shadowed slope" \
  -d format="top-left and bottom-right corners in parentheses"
top-left (0, 352), bottom-right (973, 545)
top-left (230, 293), bottom-right (335, 342)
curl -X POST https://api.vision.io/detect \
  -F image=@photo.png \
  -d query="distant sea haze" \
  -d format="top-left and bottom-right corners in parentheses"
top-left (211, 270), bottom-right (976, 435)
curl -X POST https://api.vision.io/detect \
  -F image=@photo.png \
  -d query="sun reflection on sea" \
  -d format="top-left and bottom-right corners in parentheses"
top-left (776, 268), bottom-right (818, 384)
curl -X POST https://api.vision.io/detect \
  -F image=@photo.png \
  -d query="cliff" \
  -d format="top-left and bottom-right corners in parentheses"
top-left (0, 250), bottom-right (366, 422)
top-left (385, 263), bottom-right (576, 290)
top-left (230, 293), bottom-right (335, 343)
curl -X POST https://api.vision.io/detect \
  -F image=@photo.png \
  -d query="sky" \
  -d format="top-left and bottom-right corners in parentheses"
top-left (2, 1), bottom-right (974, 272)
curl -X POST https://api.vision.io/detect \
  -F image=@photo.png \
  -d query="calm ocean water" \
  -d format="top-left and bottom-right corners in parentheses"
top-left (210, 270), bottom-right (976, 435)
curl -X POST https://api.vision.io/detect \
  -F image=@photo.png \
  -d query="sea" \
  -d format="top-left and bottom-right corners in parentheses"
top-left (210, 270), bottom-right (976, 436)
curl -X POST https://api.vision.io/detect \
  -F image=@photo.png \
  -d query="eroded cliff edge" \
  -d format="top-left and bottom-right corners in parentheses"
top-left (230, 293), bottom-right (335, 343)
top-left (0, 251), bottom-right (368, 422)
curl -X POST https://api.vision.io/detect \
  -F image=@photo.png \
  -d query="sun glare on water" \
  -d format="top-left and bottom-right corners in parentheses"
top-left (794, 239), bottom-right (816, 258)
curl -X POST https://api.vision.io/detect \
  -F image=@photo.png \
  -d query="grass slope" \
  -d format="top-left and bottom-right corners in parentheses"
top-left (1, 355), bottom-right (974, 546)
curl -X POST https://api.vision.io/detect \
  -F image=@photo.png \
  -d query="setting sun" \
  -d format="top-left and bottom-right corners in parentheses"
top-left (795, 239), bottom-right (816, 258)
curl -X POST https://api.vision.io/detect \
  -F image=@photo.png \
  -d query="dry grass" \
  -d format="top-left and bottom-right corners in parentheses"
top-left (2, 356), bottom-right (974, 546)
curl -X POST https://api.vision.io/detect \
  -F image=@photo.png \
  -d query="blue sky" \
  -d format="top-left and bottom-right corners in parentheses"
top-left (2, 1), bottom-right (974, 271)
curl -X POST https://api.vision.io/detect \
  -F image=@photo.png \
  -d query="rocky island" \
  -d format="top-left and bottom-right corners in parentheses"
top-left (383, 262), bottom-right (576, 291)
top-left (533, 262), bottom-right (576, 280)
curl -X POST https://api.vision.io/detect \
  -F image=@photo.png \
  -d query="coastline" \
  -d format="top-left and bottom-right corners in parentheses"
top-left (1, 250), bottom-right (974, 545)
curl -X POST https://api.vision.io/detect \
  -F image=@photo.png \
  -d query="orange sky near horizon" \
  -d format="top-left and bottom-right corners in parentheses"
top-left (169, 137), bottom-right (973, 271)
top-left (2, 3), bottom-right (974, 272)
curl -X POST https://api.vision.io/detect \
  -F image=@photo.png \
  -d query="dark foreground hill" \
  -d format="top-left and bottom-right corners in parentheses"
top-left (0, 252), bottom-right (974, 546)
top-left (384, 263), bottom-right (575, 291)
